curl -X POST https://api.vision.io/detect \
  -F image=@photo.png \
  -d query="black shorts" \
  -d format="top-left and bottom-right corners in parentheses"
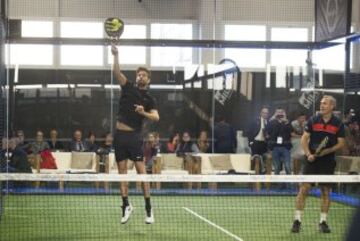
top-left (114, 129), bottom-right (143, 162)
top-left (303, 159), bottom-right (336, 187)
top-left (250, 141), bottom-right (268, 156)
top-left (303, 158), bottom-right (336, 175)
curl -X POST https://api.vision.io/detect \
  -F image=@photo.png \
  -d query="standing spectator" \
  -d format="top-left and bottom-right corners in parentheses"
top-left (153, 132), bottom-right (164, 153)
top-left (29, 130), bottom-right (50, 155)
top-left (86, 131), bottom-right (99, 152)
top-left (267, 108), bottom-right (293, 175)
top-left (213, 117), bottom-right (237, 153)
top-left (197, 130), bottom-right (211, 153)
top-left (70, 129), bottom-right (88, 152)
top-left (247, 107), bottom-right (269, 174)
top-left (291, 112), bottom-right (307, 174)
top-left (47, 129), bottom-right (64, 151)
top-left (143, 132), bottom-right (159, 173)
top-left (166, 133), bottom-right (180, 153)
top-left (344, 118), bottom-right (360, 156)
top-left (96, 132), bottom-right (114, 173)
top-left (100, 132), bottom-right (114, 153)
top-left (343, 108), bottom-right (356, 126)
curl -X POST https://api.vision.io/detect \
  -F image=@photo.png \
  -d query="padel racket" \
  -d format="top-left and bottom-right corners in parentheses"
top-left (104, 17), bottom-right (124, 42)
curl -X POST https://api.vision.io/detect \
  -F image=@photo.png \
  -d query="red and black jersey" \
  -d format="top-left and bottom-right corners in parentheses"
top-left (304, 114), bottom-right (345, 161)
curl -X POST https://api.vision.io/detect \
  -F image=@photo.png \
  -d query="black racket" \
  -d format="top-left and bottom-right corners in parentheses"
top-left (104, 17), bottom-right (124, 42)
top-left (307, 136), bottom-right (329, 162)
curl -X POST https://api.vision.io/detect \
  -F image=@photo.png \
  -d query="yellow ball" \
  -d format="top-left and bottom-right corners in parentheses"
top-left (112, 18), bottom-right (119, 25)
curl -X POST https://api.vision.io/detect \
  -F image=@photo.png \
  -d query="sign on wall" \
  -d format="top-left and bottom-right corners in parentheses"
top-left (315, 0), bottom-right (352, 42)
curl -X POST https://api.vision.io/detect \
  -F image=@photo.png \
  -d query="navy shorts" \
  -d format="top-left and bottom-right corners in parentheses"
top-left (114, 129), bottom-right (143, 162)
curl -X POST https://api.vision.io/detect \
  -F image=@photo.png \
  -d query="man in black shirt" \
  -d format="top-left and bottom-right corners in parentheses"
top-left (111, 44), bottom-right (159, 224)
top-left (266, 107), bottom-right (293, 175)
top-left (291, 95), bottom-right (345, 233)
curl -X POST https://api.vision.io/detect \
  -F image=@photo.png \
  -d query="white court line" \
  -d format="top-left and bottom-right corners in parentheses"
top-left (5, 206), bottom-right (352, 210)
top-left (183, 207), bottom-right (244, 241)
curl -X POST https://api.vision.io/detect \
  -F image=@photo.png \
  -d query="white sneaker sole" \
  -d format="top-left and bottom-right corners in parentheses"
top-left (121, 206), bottom-right (133, 224)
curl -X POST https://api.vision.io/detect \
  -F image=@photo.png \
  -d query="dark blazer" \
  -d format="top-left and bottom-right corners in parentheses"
top-left (69, 140), bottom-right (89, 152)
top-left (47, 140), bottom-right (65, 151)
top-left (8, 147), bottom-right (32, 173)
top-left (214, 122), bottom-right (237, 153)
top-left (247, 117), bottom-right (268, 144)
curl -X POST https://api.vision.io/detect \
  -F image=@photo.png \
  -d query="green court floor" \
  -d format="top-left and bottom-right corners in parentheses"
top-left (0, 194), bottom-right (355, 241)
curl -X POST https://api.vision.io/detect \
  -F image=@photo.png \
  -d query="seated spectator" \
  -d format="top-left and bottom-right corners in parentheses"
top-left (166, 133), bottom-right (180, 153)
top-left (176, 131), bottom-right (199, 157)
top-left (2, 137), bottom-right (32, 188)
top-left (0, 138), bottom-right (8, 172)
top-left (143, 132), bottom-right (159, 173)
top-left (47, 128), bottom-right (64, 151)
top-left (69, 129), bottom-right (88, 152)
top-left (177, 131), bottom-right (201, 189)
top-left (16, 130), bottom-right (29, 152)
top-left (86, 131), bottom-right (99, 152)
top-left (29, 130), bottom-right (50, 155)
top-left (197, 130), bottom-right (211, 153)
top-left (291, 112), bottom-right (307, 174)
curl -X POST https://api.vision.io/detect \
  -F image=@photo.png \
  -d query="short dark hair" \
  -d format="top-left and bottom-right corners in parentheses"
top-left (136, 67), bottom-right (151, 79)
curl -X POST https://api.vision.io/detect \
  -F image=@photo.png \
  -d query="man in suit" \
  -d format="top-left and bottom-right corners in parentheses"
top-left (247, 107), bottom-right (269, 174)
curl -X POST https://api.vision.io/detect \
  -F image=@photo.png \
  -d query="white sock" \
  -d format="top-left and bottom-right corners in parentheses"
top-left (294, 210), bottom-right (302, 222)
top-left (320, 213), bottom-right (327, 223)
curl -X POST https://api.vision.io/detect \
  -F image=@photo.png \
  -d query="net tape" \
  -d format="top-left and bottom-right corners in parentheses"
top-left (0, 173), bottom-right (359, 183)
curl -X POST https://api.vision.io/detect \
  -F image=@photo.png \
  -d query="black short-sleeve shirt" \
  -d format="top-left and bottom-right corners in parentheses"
top-left (117, 81), bottom-right (156, 130)
top-left (304, 114), bottom-right (345, 161)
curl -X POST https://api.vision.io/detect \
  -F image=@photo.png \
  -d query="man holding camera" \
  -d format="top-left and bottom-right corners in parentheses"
top-left (267, 107), bottom-right (293, 175)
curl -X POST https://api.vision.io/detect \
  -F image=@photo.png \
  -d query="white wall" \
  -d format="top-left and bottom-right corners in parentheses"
top-left (223, 0), bottom-right (313, 23)
top-left (9, 0), bottom-right (359, 24)
top-left (9, 0), bottom-right (198, 20)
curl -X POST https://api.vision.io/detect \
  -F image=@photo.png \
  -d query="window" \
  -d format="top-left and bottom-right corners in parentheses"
top-left (312, 27), bottom-right (353, 71)
top-left (60, 22), bottom-right (103, 66)
top-left (314, 45), bottom-right (345, 71)
top-left (225, 25), bottom-right (266, 68)
top-left (151, 24), bottom-right (192, 66)
top-left (7, 21), bottom-right (54, 65)
top-left (271, 27), bottom-right (308, 66)
top-left (108, 25), bottom-right (146, 65)
top-left (22, 20), bottom-right (53, 37)
top-left (8, 44), bottom-right (53, 65)
top-left (61, 45), bottom-right (103, 66)
top-left (60, 22), bottom-right (103, 38)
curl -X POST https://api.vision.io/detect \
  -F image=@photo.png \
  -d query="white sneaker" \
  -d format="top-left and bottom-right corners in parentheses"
top-left (145, 209), bottom-right (154, 224)
top-left (121, 204), bottom-right (133, 224)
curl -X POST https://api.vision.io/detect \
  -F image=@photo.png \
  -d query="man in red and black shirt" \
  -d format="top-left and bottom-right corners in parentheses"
top-left (291, 95), bottom-right (345, 233)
